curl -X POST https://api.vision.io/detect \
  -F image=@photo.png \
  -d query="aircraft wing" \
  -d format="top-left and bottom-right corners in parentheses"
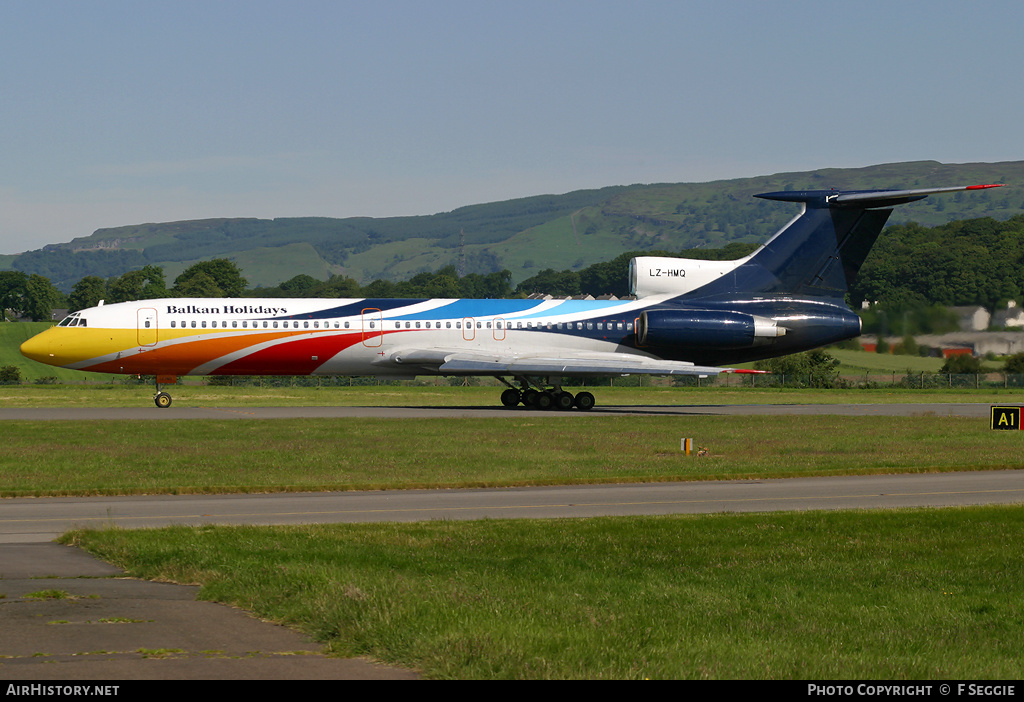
top-left (375, 348), bottom-right (748, 377)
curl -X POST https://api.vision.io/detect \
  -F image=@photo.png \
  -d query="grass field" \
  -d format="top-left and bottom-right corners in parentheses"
top-left (828, 348), bottom-right (947, 374)
top-left (65, 506), bottom-right (1024, 679)
top-left (2, 414), bottom-right (1023, 497)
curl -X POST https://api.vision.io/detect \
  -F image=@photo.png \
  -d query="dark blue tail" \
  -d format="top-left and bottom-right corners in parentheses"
top-left (688, 185), bottom-right (1002, 301)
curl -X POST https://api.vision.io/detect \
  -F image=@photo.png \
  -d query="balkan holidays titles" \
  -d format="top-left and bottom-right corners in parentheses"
top-left (165, 304), bottom-right (289, 316)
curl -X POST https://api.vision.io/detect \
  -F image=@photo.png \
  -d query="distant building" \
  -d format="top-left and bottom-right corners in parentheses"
top-left (949, 306), bottom-right (991, 332)
top-left (992, 301), bottom-right (1024, 329)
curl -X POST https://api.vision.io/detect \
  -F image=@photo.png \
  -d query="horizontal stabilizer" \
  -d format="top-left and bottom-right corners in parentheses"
top-left (756, 183), bottom-right (1003, 209)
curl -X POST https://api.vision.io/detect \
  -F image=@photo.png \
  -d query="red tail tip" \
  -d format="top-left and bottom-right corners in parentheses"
top-left (966, 184), bottom-right (1005, 190)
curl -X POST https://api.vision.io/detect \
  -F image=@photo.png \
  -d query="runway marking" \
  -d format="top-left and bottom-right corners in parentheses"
top-left (4, 486), bottom-right (1024, 527)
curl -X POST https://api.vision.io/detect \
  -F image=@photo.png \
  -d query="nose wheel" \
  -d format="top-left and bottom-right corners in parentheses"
top-left (152, 374), bottom-right (178, 408)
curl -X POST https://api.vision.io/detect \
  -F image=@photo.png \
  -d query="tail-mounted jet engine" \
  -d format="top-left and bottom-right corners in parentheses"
top-left (636, 309), bottom-right (785, 349)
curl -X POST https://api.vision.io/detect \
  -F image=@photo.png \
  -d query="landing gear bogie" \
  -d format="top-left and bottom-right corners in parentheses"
top-left (497, 377), bottom-right (597, 411)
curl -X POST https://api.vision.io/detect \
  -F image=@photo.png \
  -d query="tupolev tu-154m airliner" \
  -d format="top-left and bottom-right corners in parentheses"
top-left (21, 183), bottom-right (1003, 409)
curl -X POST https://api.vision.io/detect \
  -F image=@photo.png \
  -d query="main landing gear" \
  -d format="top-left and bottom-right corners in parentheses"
top-left (497, 377), bottom-right (596, 411)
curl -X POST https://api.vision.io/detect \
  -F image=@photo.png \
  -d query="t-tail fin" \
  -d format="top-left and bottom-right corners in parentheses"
top-left (688, 184), bottom-right (1004, 300)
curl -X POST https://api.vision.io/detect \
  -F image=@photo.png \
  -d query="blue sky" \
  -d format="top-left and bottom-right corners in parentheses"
top-left (1, 0), bottom-right (1021, 254)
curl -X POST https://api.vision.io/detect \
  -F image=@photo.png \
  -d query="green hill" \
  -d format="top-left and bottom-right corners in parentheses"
top-left (8, 160), bottom-right (1023, 291)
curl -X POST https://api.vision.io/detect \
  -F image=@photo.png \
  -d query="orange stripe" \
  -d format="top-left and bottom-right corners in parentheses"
top-left (81, 331), bottom-right (305, 375)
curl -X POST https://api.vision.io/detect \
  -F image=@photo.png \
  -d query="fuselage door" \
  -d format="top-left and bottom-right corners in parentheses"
top-left (493, 317), bottom-right (506, 342)
top-left (463, 317), bottom-right (476, 341)
top-left (137, 308), bottom-right (158, 347)
top-left (361, 308), bottom-right (383, 347)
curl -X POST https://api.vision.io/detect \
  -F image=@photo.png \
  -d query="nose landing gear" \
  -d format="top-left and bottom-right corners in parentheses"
top-left (153, 374), bottom-right (178, 409)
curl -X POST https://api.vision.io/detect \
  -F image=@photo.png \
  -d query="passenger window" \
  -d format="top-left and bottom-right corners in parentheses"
top-left (191, 321), bottom-right (197, 328)
top-left (232, 321), bottom-right (238, 328)
top-left (617, 323), bottom-right (623, 331)
top-left (587, 323), bottom-right (593, 330)
top-left (416, 322), bottom-right (421, 329)
top-left (170, 321), bottom-right (176, 328)
top-left (446, 322), bottom-right (452, 328)
top-left (345, 321), bottom-right (350, 329)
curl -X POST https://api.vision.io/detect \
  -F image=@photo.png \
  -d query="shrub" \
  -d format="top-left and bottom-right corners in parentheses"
top-left (0, 365), bottom-right (22, 383)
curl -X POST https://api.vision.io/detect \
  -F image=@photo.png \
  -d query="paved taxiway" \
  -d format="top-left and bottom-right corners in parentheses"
top-left (5, 470), bottom-right (1024, 544)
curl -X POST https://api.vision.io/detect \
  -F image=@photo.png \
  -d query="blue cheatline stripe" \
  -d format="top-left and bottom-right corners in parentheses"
top-left (275, 298), bottom-right (424, 320)
top-left (391, 298), bottom-right (641, 321)
top-left (263, 297), bottom-right (648, 322)
top-left (388, 298), bottom-right (543, 320)
top-left (512, 300), bottom-right (633, 319)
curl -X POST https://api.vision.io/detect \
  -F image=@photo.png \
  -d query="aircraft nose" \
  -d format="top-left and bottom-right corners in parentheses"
top-left (20, 331), bottom-right (52, 365)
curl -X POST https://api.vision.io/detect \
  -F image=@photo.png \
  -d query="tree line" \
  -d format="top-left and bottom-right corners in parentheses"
top-left (1, 260), bottom-right (248, 320)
